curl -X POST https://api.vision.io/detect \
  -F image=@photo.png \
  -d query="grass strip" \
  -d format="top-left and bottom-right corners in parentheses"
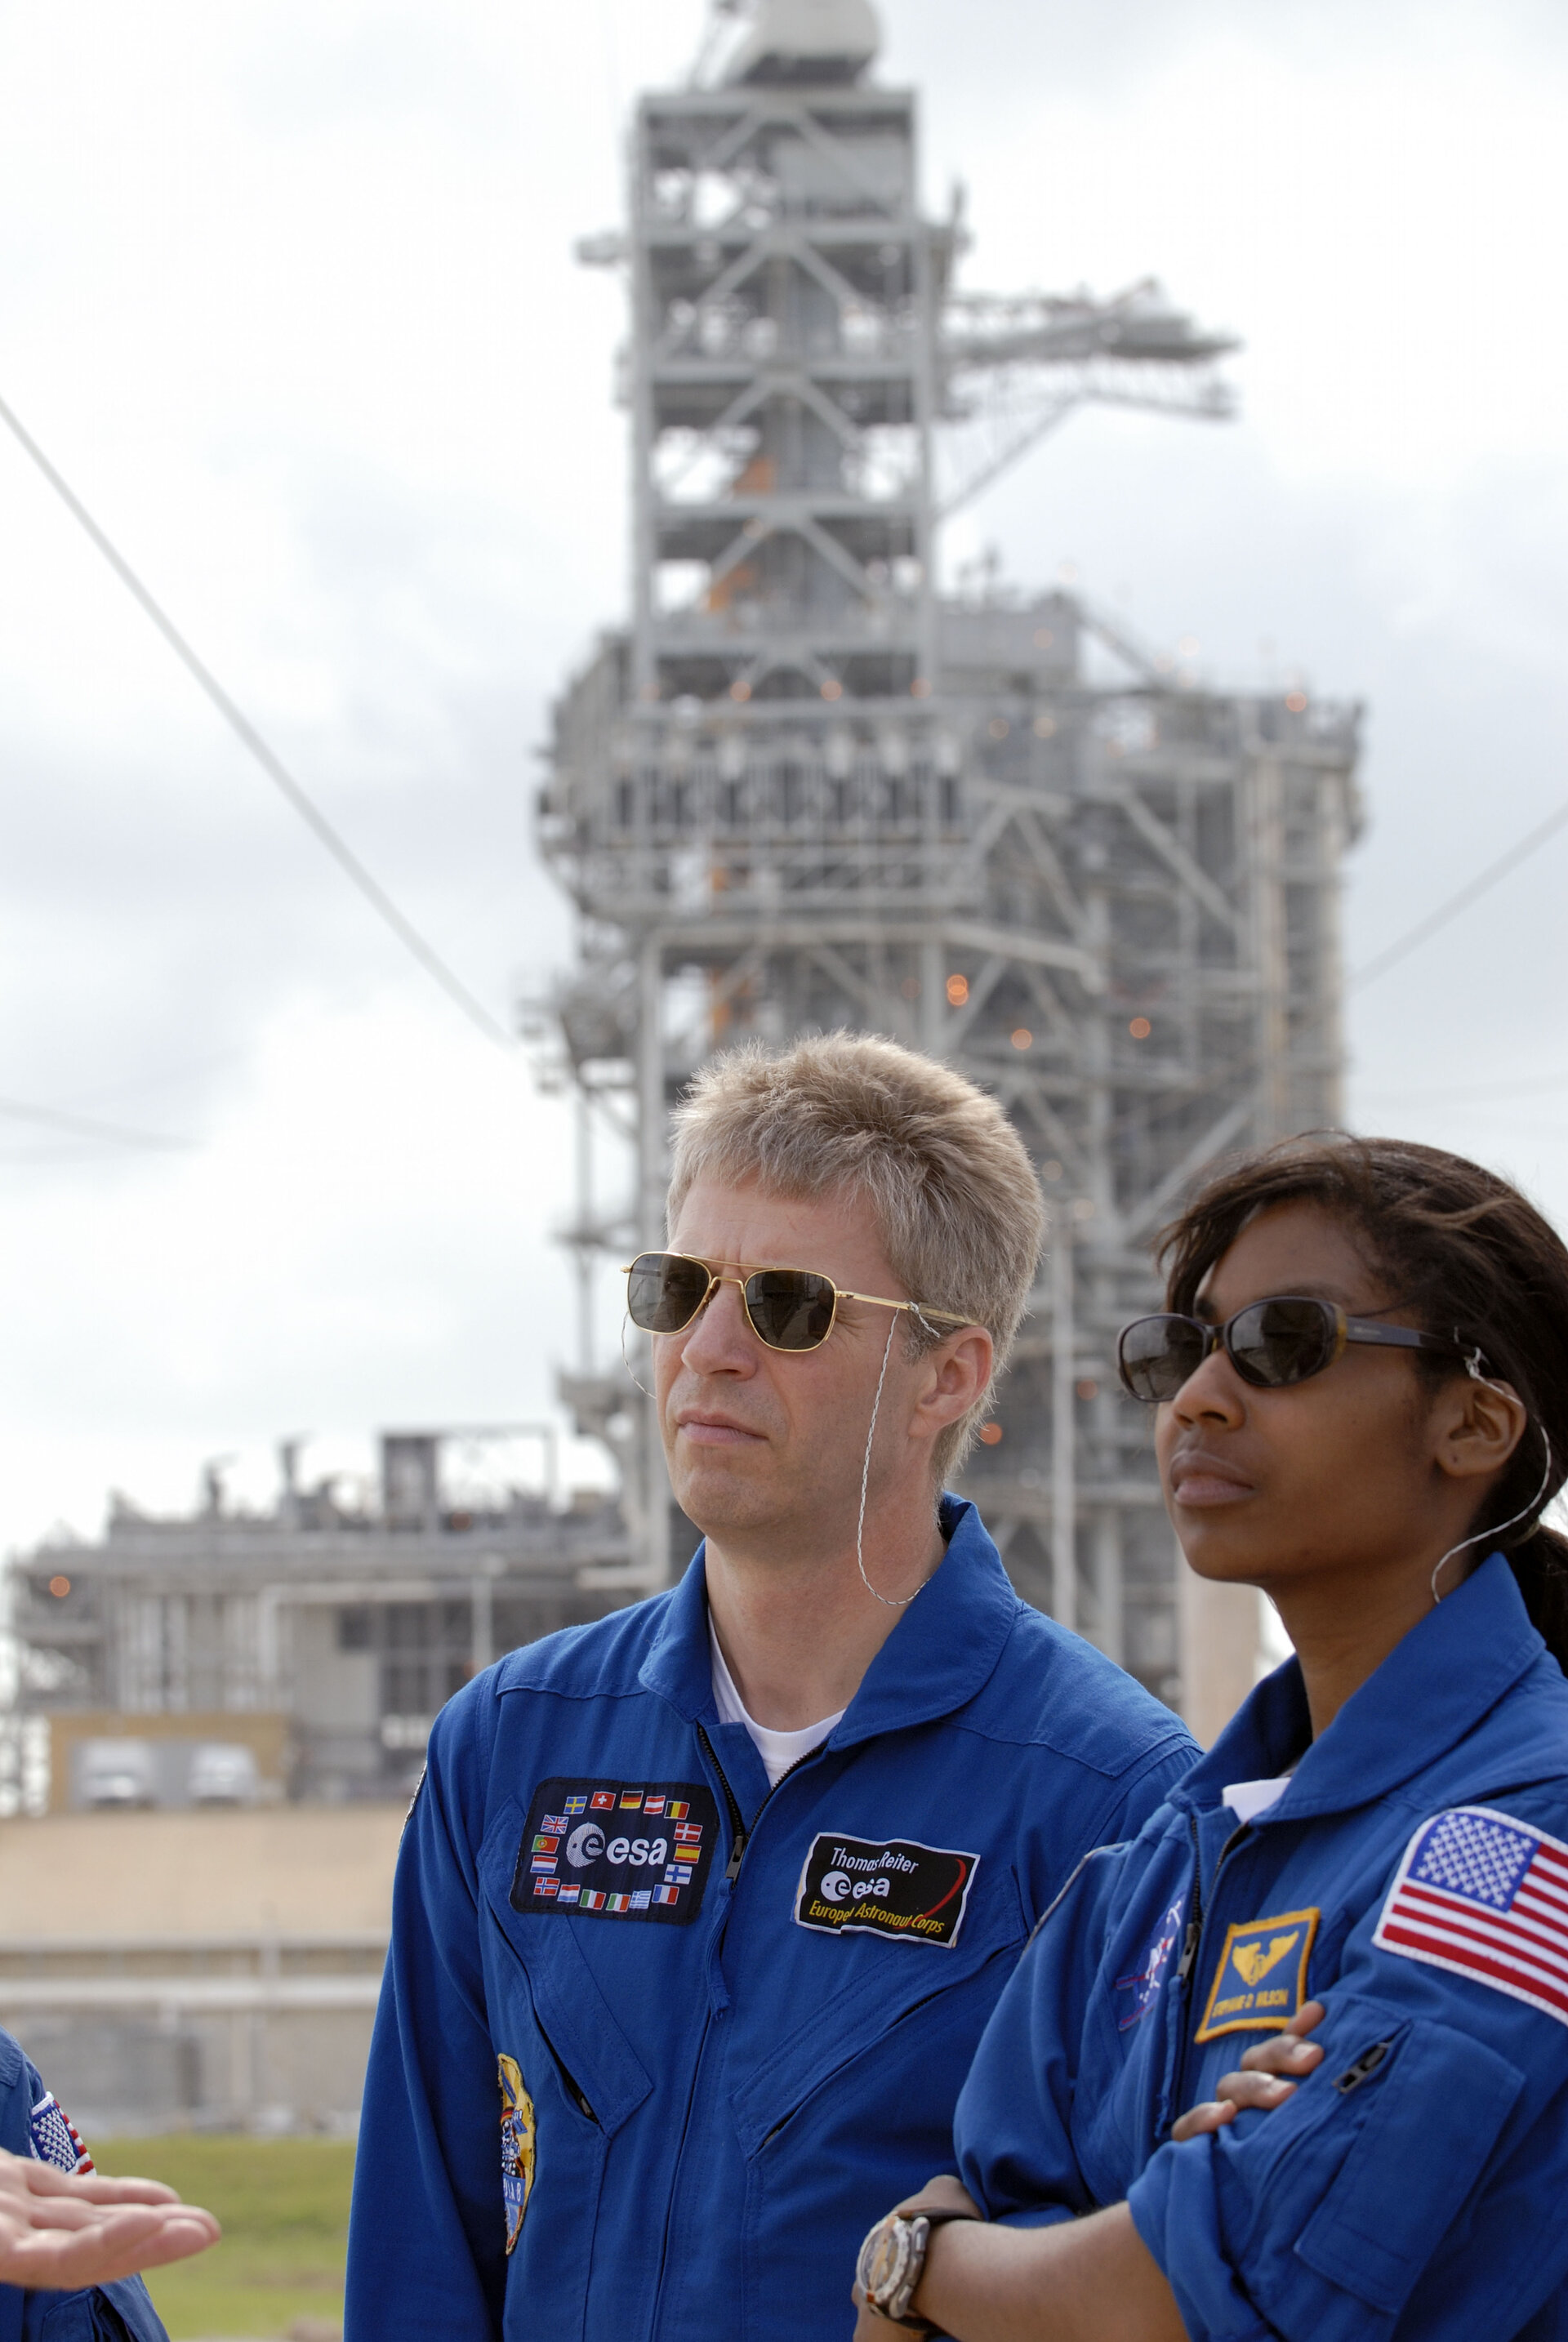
top-left (94, 2134), bottom-right (354, 2341)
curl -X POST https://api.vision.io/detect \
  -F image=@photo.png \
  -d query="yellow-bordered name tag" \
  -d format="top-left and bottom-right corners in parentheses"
top-left (1195, 1907), bottom-right (1320, 2040)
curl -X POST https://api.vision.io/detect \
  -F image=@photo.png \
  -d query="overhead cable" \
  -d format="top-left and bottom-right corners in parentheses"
top-left (1352, 795), bottom-right (1568, 991)
top-left (0, 1095), bottom-right (191, 1151)
top-left (0, 390), bottom-right (514, 1052)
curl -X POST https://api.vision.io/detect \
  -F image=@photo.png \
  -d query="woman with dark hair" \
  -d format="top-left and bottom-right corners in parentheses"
top-left (852, 1135), bottom-right (1568, 2342)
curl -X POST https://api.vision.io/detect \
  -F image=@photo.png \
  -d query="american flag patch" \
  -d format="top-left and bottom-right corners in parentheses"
top-left (1374, 1805), bottom-right (1568, 2025)
top-left (29, 2092), bottom-right (92, 2175)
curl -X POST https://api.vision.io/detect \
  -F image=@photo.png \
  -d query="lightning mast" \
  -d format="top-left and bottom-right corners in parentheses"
top-left (533, 0), bottom-right (1361, 1716)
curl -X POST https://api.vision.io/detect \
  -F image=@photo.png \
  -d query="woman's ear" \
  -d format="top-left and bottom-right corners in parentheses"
top-left (1432, 1372), bottom-right (1529, 1487)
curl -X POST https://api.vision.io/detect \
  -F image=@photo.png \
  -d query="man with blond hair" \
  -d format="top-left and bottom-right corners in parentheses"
top-left (348, 1032), bottom-right (1195, 2341)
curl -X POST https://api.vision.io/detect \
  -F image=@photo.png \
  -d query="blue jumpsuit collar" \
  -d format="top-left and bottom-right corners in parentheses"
top-left (1171, 1549), bottom-right (1545, 1823)
top-left (636, 1494), bottom-right (1017, 1746)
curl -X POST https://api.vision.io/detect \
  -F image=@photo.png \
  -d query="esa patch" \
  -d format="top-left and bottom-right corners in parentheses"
top-left (1196, 1907), bottom-right (1320, 2039)
top-left (794, 1831), bottom-right (979, 1949)
top-left (28, 2091), bottom-right (92, 2175)
top-left (1373, 1805), bottom-right (1568, 2026)
top-left (497, 2055), bottom-right (536, 2255)
top-left (511, 1778), bottom-right (719, 1924)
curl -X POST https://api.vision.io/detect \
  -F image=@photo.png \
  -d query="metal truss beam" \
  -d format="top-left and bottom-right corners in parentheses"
top-left (535, 47), bottom-right (1361, 1721)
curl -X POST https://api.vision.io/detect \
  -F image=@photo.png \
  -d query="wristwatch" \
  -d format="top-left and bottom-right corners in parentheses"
top-left (855, 2197), bottom-right (977, 2331)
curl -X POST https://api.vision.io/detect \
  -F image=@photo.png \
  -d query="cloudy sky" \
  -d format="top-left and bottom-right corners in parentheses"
top-left (1, 0), bottom-right (1566, 1552)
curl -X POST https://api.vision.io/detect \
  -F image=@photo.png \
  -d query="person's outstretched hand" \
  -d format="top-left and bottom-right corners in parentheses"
top-left (1171, 2001), bottom-right (1327, 2141)
top-left (0, 2147), bottom-right (220, 2289)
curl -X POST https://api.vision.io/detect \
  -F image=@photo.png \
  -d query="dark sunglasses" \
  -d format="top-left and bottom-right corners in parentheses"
top-left (624, 1251), bottom-right (969, 1356)
top-left (1117, 1295), bottom-right (1470, 1405)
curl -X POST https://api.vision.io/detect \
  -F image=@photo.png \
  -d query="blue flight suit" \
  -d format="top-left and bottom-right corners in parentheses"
top-left (956, 1549), bottom-right (1568, 2340)
top-left (0, 2030), bottom-right (167, 2342)
top-left (345, 1496), bottom-right (1195, 2340)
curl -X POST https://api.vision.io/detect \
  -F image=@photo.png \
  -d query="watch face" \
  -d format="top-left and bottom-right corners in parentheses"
top-left (864, 2218), bottom-right (912, 2305)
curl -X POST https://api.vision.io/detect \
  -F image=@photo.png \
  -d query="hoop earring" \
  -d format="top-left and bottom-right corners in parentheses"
top-left (1432, 1427), bottom-right (1555, 1604)
top-left (857, 1316), bottom-right (921, 1609)
top-left (620, 1311), bottom-right (655, 1401)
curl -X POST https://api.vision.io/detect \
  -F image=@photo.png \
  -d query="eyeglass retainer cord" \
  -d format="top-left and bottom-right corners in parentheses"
top-left (857, 1307), bottom-right (945, 1610)
top-left (1432, 1347), bottom-right (1554, 1603)
top-left (621, 1311), bottom-right (654, 1400)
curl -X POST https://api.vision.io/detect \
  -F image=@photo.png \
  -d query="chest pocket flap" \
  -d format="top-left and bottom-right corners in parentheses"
top-left (480, 1798), bottom-right (653, 2138)
top-left (1294, 2013), bottom-right (1524, 2314)
top-left (728, 1859), bottom-right (1026, 2161)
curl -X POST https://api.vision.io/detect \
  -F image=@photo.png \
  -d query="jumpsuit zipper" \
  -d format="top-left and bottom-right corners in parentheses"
top-left (648, 1723), bottom-right (833, 2337)
top-left (697, 1721), bottom-right (827, 1882)
top-left (1167, 1813), bottom-right (1251, 2133)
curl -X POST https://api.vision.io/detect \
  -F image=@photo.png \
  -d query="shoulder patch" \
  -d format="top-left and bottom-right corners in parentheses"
top-left (1373, 1803), bottom-right (1568, 2026)
top-left (28, 2091), bottom-right (92, 2175)
top-left (1196, 1908), bottom-right (1319, 2039)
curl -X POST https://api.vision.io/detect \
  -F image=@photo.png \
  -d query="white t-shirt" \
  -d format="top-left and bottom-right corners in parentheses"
top-left (1223, 1772), bottom-right (1294, 1824)
top-left (709, 1621), bottom-right (845, 1790)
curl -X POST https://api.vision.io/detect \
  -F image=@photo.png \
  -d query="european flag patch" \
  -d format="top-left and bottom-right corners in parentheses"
top-left (1195, 1906), bottom-right (1319, 2040)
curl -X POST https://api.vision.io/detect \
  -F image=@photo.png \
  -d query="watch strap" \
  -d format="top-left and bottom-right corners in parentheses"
top-left (897, 2200), bottom-right (978, 2230)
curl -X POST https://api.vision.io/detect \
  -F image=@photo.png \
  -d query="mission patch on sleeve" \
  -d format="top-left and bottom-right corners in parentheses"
top-left (498, 2054), bottom-right (536, 2254)
top-left (794, 1830), bottom-right (979, 1949)
top-left (511, 1777), bottom-right (720, 1924)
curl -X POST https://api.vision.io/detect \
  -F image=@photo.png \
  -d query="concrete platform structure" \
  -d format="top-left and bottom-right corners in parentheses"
top-left (8, 1429), bottom-right (630, 1805)
top-left (0, 1808), bottom-right (402, 2133)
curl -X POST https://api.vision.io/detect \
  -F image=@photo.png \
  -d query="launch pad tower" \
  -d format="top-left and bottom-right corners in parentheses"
top-left (533, 1), bottom-right (1361, 1718)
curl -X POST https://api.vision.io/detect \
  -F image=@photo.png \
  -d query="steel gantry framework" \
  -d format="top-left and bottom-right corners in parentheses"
top-left (532, 1), bottom-right (1361, 1712)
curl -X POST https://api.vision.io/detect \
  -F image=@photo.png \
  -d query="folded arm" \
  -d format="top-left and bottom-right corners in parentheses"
top-left (852, 2175), bottom-right (1183, 2342)
top-left (853, 2006), bottom-right (1325, 2342)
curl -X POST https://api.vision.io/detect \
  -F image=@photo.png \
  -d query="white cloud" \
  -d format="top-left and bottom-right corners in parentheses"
top-left (1, 0), bottom-right (1566, 1547)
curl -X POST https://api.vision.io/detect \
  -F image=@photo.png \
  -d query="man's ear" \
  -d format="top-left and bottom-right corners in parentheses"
top-left (1432, 1371), bottom-right (1528, 1487)
top-left (910, 1327), bottom-right (994, 1444)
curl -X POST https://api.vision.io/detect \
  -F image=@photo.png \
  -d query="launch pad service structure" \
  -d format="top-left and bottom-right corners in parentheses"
top-left (533, 0), bottom-right (1362, 1730)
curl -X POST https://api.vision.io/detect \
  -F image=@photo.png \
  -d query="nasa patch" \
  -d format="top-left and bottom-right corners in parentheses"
top-left (1116, 1897), bottom-right (1187, 2030)
top-left (794, 1831), bottom-right (979, 1949)
top-left (28, 2091), bottom-right (91, 2175)
top-left (1196, 1906), bottom-right (1320, 2040)
top-left (511, 1778), bottom-right (719, 1924)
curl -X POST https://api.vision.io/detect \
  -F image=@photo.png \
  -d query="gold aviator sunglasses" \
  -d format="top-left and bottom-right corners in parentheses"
top-left (624, 1251), bottom-right (969, 1356)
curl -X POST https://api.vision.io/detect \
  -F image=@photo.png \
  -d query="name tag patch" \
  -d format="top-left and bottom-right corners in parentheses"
top-left (1196, 1906), bottom-right (1320, 2039)
top-left (794, 1831), bottom-right (979, 1949)
top-left (510, 1778), bottom-right (719, 1924)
